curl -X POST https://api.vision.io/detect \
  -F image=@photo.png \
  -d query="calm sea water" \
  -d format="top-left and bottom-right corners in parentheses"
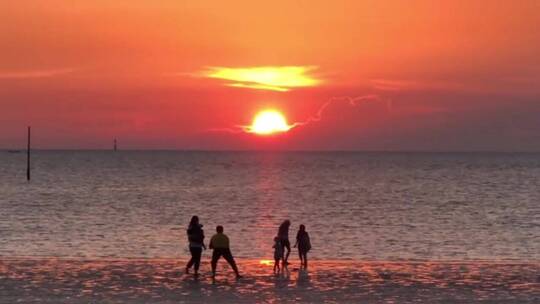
top-left (0, 151), bottom-right (539, 261)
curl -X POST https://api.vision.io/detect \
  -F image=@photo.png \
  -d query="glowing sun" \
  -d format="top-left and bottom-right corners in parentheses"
top-left (246, 110), bottom-right (294, 135)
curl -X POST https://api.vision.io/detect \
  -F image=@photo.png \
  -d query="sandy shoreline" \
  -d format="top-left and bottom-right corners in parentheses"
top-left (0, 258), bottom-right (538, 303)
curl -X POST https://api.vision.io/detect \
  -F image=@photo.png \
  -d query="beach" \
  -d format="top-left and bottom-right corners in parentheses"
top-left (0, 258), bottom-right (538, 303)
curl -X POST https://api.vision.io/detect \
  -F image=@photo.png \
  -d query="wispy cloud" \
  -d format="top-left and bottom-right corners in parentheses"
top-left (0, 68), bottom-right (74, 79)
top-left (370, 78), bottom-right (464, 92)
top-left (227, 82), bottom-right (289, 92)
top-left (199, 66), bottom-right (322, 92)
top-left (298, 95), bottom-right (385, 125)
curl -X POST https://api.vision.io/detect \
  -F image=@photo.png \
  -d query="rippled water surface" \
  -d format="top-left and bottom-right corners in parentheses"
top-left (1, 151), bottom-right (539, 260)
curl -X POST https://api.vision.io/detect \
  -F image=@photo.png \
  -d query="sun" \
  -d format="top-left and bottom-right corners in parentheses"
top-left (246, 110), bottom-right (294, 135)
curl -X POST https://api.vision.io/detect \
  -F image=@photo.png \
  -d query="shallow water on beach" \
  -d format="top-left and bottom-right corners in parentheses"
top-left (0, 259), bottom-right (538, 303)
top-left (0, 151), bottom-right (539, 260)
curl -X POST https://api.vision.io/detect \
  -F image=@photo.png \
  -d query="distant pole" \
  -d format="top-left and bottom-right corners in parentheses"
top-left (114, 138), bottom-right (117, 151)
top-left (26, 126), bottom-right (31, 181)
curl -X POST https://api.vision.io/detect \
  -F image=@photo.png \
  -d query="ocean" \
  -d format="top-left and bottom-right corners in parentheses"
top-left (1, 151), bottom-right (539, 261)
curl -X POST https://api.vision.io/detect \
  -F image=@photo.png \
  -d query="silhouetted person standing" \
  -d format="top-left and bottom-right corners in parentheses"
top-left (294, 224), bottom-right (311, 269)
top-left (185, 216), bottom-right (205, 276)
top-left (209, 225), bottom-right (241, 278)
top-left (278, 220), bottom-right (291, 265)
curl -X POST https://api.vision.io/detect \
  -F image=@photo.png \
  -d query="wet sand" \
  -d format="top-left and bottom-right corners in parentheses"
top-left (0, 258), bottom-right (538, 303)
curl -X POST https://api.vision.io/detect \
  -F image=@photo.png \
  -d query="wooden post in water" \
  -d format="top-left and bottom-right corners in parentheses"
top-left (26, 126), bottom-right (31, 181)
top-left (114, 138), bottom-right (117, 151)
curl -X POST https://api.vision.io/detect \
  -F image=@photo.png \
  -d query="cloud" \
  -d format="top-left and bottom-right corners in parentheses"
top-left (0, 68), bottom-right (74, 79)
top-left (370, 79), bottom-right (420, 91)
top-left (199, 66), bottom-right (322, 92)
top-left (370, 78), bottom-right (468, 92)
top-left (227, 82), bottom-right (289, 92)
top-left (298, 95), bottom-right (385, 126)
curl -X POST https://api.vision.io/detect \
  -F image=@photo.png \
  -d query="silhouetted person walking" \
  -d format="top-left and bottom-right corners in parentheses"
top-left (272, 236), bottom-right (284, 273)
top-left (294, 224), bottom-right (311, 269)
top-left (209, 225), bottom-right (241, 278)
top-left (278, 220), bottom-right (291, 265)
top-left (185, 216), bottom-right (205, 276)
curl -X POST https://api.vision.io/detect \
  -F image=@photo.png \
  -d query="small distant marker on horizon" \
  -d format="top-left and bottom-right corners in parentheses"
top-left (114, 139), bottom-right (118, 151)
top-left (26, 126), bottom-right (31, 181)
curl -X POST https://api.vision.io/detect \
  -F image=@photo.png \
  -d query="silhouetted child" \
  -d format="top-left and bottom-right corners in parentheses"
top-left (209, 225), bottom-right (242, 278)
top-left (293, 224), bottom-right (311, 269)
top-left (272, 236), bottom-right (284, 273)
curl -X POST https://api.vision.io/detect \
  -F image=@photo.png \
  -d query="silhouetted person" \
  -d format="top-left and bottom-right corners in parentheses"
top-left (272, 236), bottom-right (284, 274)
top-left (277, 220), bottom-right (291, 265)
top-left (209, 225), bottom-right (241, 278)
top-left (293, 224), bottom-right (311, 269)
top-left (185, 216), bottom-right (205, 276)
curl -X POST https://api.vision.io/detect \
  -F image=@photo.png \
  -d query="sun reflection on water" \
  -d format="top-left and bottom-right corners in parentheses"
top-left (259, 259), bottom-right (273, 266)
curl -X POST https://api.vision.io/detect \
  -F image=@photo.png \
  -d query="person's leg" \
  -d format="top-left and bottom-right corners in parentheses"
top-left (186, 247), bottom-right (195, 273)
top-left (211, 249), bottom-right (221, 277)
top-left (223, 249), bottom-right (241, 277)
top-left (283, 240), bottom-right (291, 264)
top-left (298, 250), bottom-right (304, 267)
top-left (193, 247), bottom-right (202, 274)
top-left (303, 252), bottom-right (308, 269)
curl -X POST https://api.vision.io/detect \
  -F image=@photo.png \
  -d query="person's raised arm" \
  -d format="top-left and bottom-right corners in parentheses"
top-left (201, 230), bottom-right (207, 250)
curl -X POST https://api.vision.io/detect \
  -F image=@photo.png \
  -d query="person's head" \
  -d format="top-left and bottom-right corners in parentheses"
top-left (274, 236), bottom-right (279, 242)
top-left (282, 219), bottom-right (291, 227)
top-left (216, 225), bottom-right (224, 233)
top-left (299, 224), bottom-right (306, 232)
top-left (189, 216), bottom-right (199, 227)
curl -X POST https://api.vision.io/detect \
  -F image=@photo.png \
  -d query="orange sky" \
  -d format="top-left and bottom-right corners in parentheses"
top-left (1, 0), bottom-right (540, 150)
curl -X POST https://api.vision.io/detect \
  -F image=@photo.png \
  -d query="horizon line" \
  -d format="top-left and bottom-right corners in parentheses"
top-left (2, 148), bottom-right (540, 154)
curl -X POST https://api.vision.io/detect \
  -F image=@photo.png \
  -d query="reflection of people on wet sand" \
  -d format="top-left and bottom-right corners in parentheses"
top-left (209, 225), bottom-right (242, 279)
top-left (185, 216), bottom-right (205, 276)
top-left (272, 236), bottom-right (284, 274)
top-left (296, 266), bottom-right (311, 289)
top-left (294, 224), bottom-right (311, 269)
top-left (277, 220), bottom-right (291, 265)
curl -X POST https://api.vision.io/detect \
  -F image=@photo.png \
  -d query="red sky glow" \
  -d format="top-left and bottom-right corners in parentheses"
top-left (1, 0), bottom-right (540, 151)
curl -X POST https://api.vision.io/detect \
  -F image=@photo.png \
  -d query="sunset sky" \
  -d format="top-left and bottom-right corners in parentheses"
top-left (1, 0), bottom-right (539, 151)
